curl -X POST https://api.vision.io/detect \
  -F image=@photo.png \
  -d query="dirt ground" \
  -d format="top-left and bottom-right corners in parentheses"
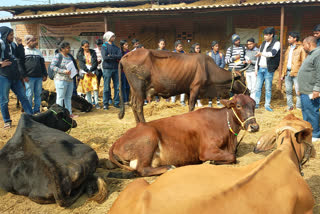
top-left (1, 85), bottom-right (320, 213)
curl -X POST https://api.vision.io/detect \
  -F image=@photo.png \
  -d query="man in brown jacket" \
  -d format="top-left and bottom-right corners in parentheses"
top-left (281, 32), bottom-right (306, 111)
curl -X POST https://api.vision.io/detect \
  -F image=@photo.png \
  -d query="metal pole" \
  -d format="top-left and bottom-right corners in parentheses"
top-left (278, 6), bottom-right (285, 90)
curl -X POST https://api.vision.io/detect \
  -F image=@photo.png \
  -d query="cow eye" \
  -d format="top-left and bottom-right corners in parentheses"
top-left (236, 104), bottom-right (241, 109)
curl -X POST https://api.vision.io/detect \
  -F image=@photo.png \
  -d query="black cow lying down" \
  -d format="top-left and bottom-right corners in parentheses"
top-left (0, 104), bottom-right (107, 207)
top-left (41, 90), bottom-right (93, 112)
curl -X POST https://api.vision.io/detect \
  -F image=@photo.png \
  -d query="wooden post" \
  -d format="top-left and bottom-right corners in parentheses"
top-left (278, 6), bottom-right (285, 90)
top-left (104, 15), bottom-right (108, 32)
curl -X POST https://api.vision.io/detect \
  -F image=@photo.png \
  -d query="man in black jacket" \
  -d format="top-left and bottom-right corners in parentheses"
top-left (0, 26), bottom-right (32, 128)
top-left (24, 35), bottom-right (47, 114)
top-left (254, 27), bottom-right (281, 112)
top-left (101, 31), bottom-right (122, 109)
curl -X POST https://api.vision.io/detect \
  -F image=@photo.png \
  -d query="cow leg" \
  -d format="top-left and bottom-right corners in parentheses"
top-left (188, 87), bottom-right (200, 112)
top-left (138, 165), bottom-right (174, 177)
top-left (199, 148), bottom-right (236, 164)
top-left (131, 95), bottom-right (140, 123)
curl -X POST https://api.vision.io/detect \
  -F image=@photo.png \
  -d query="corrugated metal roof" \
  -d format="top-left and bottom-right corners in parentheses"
top-left (1, 0), bottom-right (320, 22)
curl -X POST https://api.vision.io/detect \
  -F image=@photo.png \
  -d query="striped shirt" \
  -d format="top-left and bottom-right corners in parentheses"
top-left (49, 53), bottom-right (73, 82)
top-left (225, 45), bottom-right (246, 70)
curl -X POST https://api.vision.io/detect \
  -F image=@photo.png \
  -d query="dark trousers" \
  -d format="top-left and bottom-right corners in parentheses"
top-left (121, 72), bottom-right (130, 103)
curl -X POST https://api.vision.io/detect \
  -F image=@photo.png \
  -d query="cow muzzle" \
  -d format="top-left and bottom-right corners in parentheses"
top-left (247, 122), bottom-right (259, 133)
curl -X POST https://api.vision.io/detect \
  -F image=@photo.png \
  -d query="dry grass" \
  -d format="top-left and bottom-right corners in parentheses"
top-left (0, 78), bottom-right (319, 213)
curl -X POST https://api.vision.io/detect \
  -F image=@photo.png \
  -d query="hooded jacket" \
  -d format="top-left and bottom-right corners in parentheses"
top-left (0, 26), bottom-right (26, 80)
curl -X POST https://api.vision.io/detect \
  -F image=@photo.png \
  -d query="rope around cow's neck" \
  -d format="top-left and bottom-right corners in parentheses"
top-left (50, 109), bottom-right (73, 134)
top-left (277, 127), bottom-right (314, 176)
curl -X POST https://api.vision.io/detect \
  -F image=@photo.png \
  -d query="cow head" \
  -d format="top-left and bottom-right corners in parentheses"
top-left (220, 94), bottom-right (259, 132)
top-left (33, 104), bottom-right (77, 132)
top-left (231, 73), bottom-right (250, 96)
top-left (254, 114), bottom-right (316, 160)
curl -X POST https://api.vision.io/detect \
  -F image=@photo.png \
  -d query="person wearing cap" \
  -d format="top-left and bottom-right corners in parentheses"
top-left (24, 35), bottom-right (47, 114)
top-left (225, 34), bottom-right (246, 71)
top-left (281, 32), bottom-right (306, 111)
top-left (207, 40), bottom-right (225, 107)
top-left (313, 24), bottom-right (320, 47)
top-left (245, 38), bottom-right (258, 100)
top-left (101, 31), bottom-right (122, 110)
top-left (255, 27), bottom-right (281, 112)
top-left (0, 26), bottom-right (32, 128)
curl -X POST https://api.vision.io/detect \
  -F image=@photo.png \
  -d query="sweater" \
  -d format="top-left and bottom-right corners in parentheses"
top-left (297, 47), bottom-right (320, 94)
top-left (245, 47), bottom-right (258, 73)
top-left (101, 42), bottom-right (122, 70)
top-left (208, 50), bottom-right (225, 68)
top-left (24, 46), bottom-right (47, 78)
top-left (225, 45), bottom-right (246, 70)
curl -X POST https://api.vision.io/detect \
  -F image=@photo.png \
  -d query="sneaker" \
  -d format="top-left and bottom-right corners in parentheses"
top-left (144, 100), bottom-right (148, 105)
top-left (114, 104), bottom-right (120, 108)
top-left (180, 101), bottom-right (186, 106)
top-left (197, 103), bottom-right (203, 107)
top-left (208, 102), bottom-right (212, 107)
top-left (70, 114), bottom-right (79, 118)
top-left (4, 121), bottom-right (11, 129)
top-left (95, 104), bottom-right (101, 109)
top-left (103, 105), bottom-right (109, 110)
top-left (312, 137), bottom-right (320, 142)
top-left (265, 106), bottom-right (273, 112)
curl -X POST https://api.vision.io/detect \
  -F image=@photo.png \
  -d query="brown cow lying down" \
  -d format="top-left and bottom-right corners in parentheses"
top-left (108, 114), bottom-right (315, 214)
top-left (109, 94), bottom-right (259, 176)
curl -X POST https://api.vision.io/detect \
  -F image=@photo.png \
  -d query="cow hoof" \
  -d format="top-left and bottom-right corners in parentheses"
top-left (99, 159), bottom-right (119, 170)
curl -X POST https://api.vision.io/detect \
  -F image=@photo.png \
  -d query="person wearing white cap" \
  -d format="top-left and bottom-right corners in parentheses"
top-left (101, 31), bottom-right (122, 110)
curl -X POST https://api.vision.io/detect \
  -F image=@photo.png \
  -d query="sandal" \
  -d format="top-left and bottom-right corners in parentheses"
top-left (4, 122), bottom-right (12, 129)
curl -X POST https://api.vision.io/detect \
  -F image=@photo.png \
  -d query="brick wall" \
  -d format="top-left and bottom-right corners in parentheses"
top-left (14, 23), bottom-right (39, 46)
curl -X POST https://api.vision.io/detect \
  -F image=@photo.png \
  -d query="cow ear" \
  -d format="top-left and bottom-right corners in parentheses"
top-left (220, 98), bottom-right (236, 108)
top-left (295, 128), bottom-right (312, 144)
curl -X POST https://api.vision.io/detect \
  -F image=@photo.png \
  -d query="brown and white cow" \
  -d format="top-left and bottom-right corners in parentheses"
top-left (109, 94), bottom-right (259, 176)
top-left (118, 48), bottom-right (249, 123)
top-left (108, 114), bottom-right (315, 214)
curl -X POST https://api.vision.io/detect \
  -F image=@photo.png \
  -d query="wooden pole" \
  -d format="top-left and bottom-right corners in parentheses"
top-left (278, 6), bottom-right (285, 90)
top-left (104, 15), bottom-right (108, 32)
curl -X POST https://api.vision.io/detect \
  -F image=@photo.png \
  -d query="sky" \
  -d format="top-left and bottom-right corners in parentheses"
top-left (0, 0), bottom-right (117, 27)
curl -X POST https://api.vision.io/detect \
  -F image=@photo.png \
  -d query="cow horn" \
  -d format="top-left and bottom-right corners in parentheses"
top-left (238, 63), bottom-right (251, 72)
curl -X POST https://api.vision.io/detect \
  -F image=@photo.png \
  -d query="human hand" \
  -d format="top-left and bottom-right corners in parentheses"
top-left (43, 76), bottom-right (47, 82)
top-left (98, 59), bottom-right (102, 64)
top-left (23, 77), bottom-right (29, 82)
top-left (280, 76), bottom-right (285, 81)
top-left (312, 91), bottom-right (319, 99)
top-left (0, 59), bottom-right (12, 67)
top-left (255, 70), bottom-right (258, 76)
top-left (255, 52), bottom-right (262, 57)
top-left (247, 60), bottom-right (252, 64)
top-left (234, 55), bottom-right (240, 60)
top-left (64, 70), bottom-right (71, 75)
top-left (297, 91), bottom-right (300, 96)
top-left (15, 37), bottom-right (22, 45)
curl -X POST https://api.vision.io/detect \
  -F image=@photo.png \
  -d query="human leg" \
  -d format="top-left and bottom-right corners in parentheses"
top-left (55, 80), bottom-right (68, 108)
top-left (285, 72), bottom-right (294, 109)
top-left (11, 79), bottom-right (33, 115)
top-left (24, 77), bottom-right (35, 110)
top-left (0, 75), bottom-right (12, 123)
top-left (64, 81), bottom-right (74, 115)
top-left (112, 69), bottom-right (120, 106)
top-left (86, 91), bottom-right (93, 104)
top-left (293, 76), bottom-right (301, 109)
top-left (254, 68), bottom-right (266, 108)
top-left (264, 70), bottom-right (274, 109)
top-left (102, 69), bottom-right (112, 108)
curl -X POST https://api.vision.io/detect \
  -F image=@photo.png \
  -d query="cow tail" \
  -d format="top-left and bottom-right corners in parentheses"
top-left (88, 176), bottom-right (108, 204)
top-left (118, 61), bottom-right (125, 119)
top-left (109, 141), bottom-right (135, 172)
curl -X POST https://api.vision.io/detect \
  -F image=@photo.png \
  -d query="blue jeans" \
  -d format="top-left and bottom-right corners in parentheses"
top-left (121, 72), bottom-right (130, 103)
top-left (0, 75), bottom-right (32, 123)
top-left (25, 77), bottom-right (43, 114)
top-left (301, 94), bottom-right (320, 138)
top-left (255, 68), bottom-right (274, 107)
top-left (102, 69), bottom-right (119, 106)
top-left (285, 71), bottom-right (301, 108)
top-left (54, 80), bottom-right (73, 114)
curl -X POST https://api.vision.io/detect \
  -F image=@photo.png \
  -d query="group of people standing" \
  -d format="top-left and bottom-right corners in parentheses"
top-left (1, 24), bottom-right (320, 143)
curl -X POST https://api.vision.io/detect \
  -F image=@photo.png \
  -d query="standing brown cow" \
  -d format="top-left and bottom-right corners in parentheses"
top-left (110, 94), bottom-right (259, 176)
top-left (118, 48), bottom-right (249, 123)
